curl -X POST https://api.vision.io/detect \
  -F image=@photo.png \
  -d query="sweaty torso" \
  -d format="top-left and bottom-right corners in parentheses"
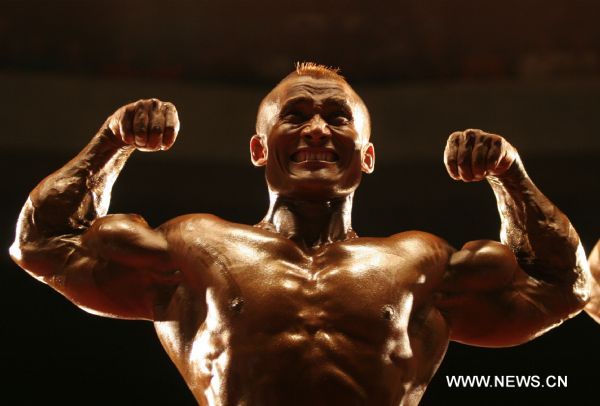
top-left (154, 214), bottom-right (452, 406)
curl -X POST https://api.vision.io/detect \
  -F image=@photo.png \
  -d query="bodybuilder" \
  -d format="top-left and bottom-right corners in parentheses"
top-left (10, 63), bottom-right (589, 405)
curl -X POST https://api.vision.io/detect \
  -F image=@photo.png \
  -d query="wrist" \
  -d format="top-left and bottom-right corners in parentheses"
top-left (487, 154), bottom-right (528, 186)
top-left (95, 124), bottom-right (134, 152)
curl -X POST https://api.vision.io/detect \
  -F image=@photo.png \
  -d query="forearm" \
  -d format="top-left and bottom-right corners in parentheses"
top-left (10, 123), bottom-right (134, 276)
top-left (27, 126), bottom-right (134, 237)
top-left (9, 99), bottom-right (181, 320)
top-left (487, 156), bottom-right (587, 286)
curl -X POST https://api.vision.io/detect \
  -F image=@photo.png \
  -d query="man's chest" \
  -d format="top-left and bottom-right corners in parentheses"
top-left (157, 229), bottom-right (452, 383)
top-left (177, 233), bottom-right (444, 337)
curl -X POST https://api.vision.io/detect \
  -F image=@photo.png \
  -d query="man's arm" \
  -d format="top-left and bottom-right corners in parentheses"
top-left (436, 129), bottom-right (589, 347)
top-left (585, 240), bottom-right (600, 323)
top-left (9, 99), bottom-right (181, 320)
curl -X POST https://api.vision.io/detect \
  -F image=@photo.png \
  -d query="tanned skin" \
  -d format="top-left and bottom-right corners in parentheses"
top-left (10, 71), bottom-right (589, 405)
top-left (585, 240), bottom-right (600, 323)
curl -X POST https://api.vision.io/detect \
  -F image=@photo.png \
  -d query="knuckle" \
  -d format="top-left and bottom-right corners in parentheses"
top-left (488, 133), bottom-right (504, 144)
top-left (464, 132), bottom-right (476, 144)
top-left (163, 102), bottom-right (177, 113)
top-left (463, 130), bottom-right (475, 140)
top-left (124, 105), bottom-right (135, 116)
top-left (464, 128), bottom-right (482, 136)
top-left (134, 99), bottom-right (155, 111)
top-left (448, 131), bottom-right (461, 143)
top-left (445, 159), bottom-right (457, 167)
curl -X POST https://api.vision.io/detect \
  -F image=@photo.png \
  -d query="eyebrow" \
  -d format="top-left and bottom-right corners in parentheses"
top-left (324, 97), bottom-right (353, 115)
top-left (279, 96), bottom-right (353, 117)
top-left (279, 97), bottom-right (312, 114)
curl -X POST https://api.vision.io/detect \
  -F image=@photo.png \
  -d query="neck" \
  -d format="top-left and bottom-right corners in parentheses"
top-left (257, 190), bottom-right (357, 251)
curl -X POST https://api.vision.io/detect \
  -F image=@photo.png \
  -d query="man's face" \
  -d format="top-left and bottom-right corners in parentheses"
top-left (251, 75), bottom-right (374, 200)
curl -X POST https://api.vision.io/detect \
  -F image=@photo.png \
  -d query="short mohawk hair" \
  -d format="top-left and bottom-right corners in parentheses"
top-left (294, 61), bottom-right (344, 80)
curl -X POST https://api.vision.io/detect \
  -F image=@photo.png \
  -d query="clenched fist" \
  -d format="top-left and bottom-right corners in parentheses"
top-left (106, 98), bottom-right (180, 152)
top-left (444, 129), bottom-right (518, 182)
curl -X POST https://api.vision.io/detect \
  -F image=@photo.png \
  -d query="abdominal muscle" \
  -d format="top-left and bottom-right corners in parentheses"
top-left (175, 317), bottom-right (445, 406)
top-left (250, 330), bottom-right (372, 403)
top-left (155, 279), bottom-right (449, 406)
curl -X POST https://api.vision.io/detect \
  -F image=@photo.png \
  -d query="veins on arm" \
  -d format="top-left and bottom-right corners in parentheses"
top-left (487, 159), bottom-right (587, 288)
top-left (10, 130), bottom-right (179, 320)
top-left (436, 161), bottom-right (589, 346)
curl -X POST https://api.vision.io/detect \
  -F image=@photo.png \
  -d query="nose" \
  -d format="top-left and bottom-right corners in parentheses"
top-left (300, 114), bottom-right (331, 144)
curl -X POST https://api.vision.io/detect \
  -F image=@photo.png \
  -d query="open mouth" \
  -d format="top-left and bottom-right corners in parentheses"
top-left (291, 149), bottom-right (339, 163)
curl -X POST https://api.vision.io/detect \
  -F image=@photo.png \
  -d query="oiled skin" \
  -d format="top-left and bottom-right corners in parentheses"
top-left (156, 217), bottom-right (449, 405)
top-left (585, 240), bottom-right (600, 323)
top-left (10, 74), bottom-right (589, 405)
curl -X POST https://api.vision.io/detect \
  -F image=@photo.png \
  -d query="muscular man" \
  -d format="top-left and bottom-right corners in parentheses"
top-left (10, 63), bottom-right (589, 405)
top-left (585, 240), bottom-right (600, 323)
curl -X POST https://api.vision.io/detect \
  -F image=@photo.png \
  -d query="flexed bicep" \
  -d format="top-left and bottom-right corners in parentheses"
top-left (438, 129), bottom-right (589, 347)
top-left (436, 240), bottom-right (585, 347)
top-left (10, 98), bottom-right (183, 320)
top-left (12, 208), bottom-right (180, 320)
top-left (76, 214), bottom-right (181, 318)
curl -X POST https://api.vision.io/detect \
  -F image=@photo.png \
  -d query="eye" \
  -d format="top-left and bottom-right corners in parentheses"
top-left (283, 110), bottom-right (308, 124)
top-left (327, 112), bottom-right (351, 126)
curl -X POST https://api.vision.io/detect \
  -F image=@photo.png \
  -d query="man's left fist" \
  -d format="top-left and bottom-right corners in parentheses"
top-left (443, 129), bottom-right (518, 182)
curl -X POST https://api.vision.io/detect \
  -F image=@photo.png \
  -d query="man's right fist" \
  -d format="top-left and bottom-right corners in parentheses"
top-left (107, 99), bottom-right (180, 151)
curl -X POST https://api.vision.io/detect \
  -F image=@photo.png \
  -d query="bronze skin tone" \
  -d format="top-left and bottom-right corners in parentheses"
top-left (585, 240), bottom-right (600, 323)
top-left (10, 64), bottom-right (589, 405)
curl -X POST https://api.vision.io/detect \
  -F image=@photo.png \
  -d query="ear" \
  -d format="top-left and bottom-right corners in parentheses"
top-left (250, 135), bottom-right (268, 167)
top-left (361, 142), bottom-right (375, 174)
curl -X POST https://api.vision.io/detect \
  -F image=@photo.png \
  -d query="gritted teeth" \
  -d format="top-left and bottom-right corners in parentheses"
top-left (291, 150), bottom-right (339, 163)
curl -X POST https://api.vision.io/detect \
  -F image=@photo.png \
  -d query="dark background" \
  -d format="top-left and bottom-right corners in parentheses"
top-left (1, 1), bottom-right (599, 405)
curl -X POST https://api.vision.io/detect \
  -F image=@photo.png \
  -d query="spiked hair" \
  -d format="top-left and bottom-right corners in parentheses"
top-left (293, 62), bottom-right (344, 80)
